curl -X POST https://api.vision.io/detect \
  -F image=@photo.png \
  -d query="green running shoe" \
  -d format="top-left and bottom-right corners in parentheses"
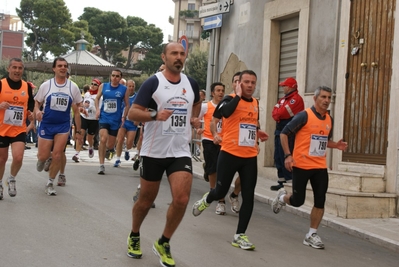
top-left (152, 241), bottom-right (175, 267)
top-left (127, 234), bottom-right (142, 259)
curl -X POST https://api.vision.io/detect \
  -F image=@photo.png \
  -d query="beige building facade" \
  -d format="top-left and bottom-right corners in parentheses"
top-left (176, 0), bottom-right (398, 218)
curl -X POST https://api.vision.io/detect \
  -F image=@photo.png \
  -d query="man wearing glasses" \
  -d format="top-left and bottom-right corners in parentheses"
top-left (34, 57), bottom-right (83, 195)
top-left (72, 78), bottom-right (101, 162)
top-left (95, 70), bottom-right (129, 174)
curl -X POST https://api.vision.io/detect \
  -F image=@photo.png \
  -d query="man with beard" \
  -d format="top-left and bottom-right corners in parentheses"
top-left (126, 42), bottom-right (201, 267)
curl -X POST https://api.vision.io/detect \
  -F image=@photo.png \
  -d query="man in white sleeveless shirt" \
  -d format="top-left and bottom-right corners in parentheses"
top-left (126, 42), bottom-right (201, 267)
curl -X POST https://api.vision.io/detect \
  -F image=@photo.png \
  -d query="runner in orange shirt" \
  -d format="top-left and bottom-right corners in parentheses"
top-left (0, 58), bottom-right (35, 199)
top-left (192, 70), bottom-right (268, 250)
top-left (271, 86), bottom-right (347, 249)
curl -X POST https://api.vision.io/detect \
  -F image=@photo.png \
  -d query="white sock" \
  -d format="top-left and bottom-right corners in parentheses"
top-left (47, 178), bottom-right (55, 185)
top-left (279, 194), bottom-right (285, 203)
top-left (116, 157), bottom-right (121, 161)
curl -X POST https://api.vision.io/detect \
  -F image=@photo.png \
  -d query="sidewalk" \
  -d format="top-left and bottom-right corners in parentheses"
top-left (191, 159), bottom-right (399, 253)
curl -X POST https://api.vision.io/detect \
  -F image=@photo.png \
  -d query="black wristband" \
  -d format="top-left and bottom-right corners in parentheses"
top-left (284, 153), bottom-right (292, 159)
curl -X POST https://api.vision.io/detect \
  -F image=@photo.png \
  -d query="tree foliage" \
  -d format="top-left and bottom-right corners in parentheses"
top-left (134, 45), bottom-right (164, 75)
top-left (184, 46), bottom-right (208, 90)
top-left (17, 0), bottom-right (76, 60)
top-left (15, 1), bottom-right (165, 76)
top-left (123, 19), bottom-right (163, 70)
top-left (79, 8), bottom-right (127, 62)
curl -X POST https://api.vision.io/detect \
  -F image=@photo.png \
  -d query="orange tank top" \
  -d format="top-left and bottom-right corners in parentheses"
top-left (202, 101), bottom-right (223, 140)
top-left (221, 94), bottom-right (258, 158)
top-left (0, 78), bottom-right (29, 137)
top-left (293, 108), bottom-right (332, 169)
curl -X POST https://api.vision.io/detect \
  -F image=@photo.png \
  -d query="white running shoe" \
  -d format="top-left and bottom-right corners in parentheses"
top-left (98, 165), bottom-right (105, 175)
top-left (232, 234), bottom-right (255, 250)
top-left (215, 202), bottom-right (226, 215)
top-left (303, 233), bottom-right (325, 249)
top-left (44, 157), bottom-right (52, 172)
top-left (271, 188), bottom-right (287, 214)
top-left (7, 178), bottom-right (16, 197)
top-left (229, 194), bottom-right (240, 213)
top-left (192, 192), bottom-right (210, 216)
top-left (45, 183), bottom-right (57, 196)
top-left (88, 148), bottom-right (94, 158)
top-left (57, 174), bottom-right (66, 186)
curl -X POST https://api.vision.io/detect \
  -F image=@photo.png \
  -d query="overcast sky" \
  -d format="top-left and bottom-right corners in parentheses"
top-left (2, 0), bottom-right (175, 43)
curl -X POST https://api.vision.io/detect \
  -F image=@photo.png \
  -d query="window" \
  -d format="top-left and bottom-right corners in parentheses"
top-left (188, 3), bottom-right (195, 10)
top-left (186, 24), bottom-right (194, 38)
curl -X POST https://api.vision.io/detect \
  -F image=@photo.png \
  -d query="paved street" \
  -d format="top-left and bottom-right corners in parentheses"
top-left (0, 146), bottom-right (398, 267)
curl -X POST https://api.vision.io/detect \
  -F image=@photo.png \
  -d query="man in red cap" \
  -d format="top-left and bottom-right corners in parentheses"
top-left (270, 77), bottom-right (304, 190)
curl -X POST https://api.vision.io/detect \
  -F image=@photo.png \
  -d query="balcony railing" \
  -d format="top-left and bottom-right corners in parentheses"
top-left (179, 10), bottom-right (200, 19)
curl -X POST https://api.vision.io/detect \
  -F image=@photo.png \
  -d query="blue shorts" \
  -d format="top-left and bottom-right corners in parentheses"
top-left (99, 113), bottom-right (121, 130)
top-left (38, 122), bottom-right (70, 140)
top-left (123, 120), bottom-right (138, 132)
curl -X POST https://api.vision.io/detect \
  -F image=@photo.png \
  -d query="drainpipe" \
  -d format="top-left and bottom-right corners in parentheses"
top-left (177, 0), bottom-right (181, 41)
top-left (205, 29), bottom-right (215, 100)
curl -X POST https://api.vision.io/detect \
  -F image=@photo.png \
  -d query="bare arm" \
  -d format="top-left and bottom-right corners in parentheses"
top-left (128, 103), bottom-right (172, 122)
top-left (280, 133), bottom-right (294, 172)
top-left (34, 100), bottom-right (43, 122)
top-left (72, 103), bottom-right (83, 144)
top-left (95, 84), bottom-right (103, 119)
top-left (123, 88), bottom-right (130, 118)
top-left (190, 100), bottom-right (202, 129)
top-left (210, 117), bottom-right (222, 145)
top-left (328, 139), bottom-right (348, 151)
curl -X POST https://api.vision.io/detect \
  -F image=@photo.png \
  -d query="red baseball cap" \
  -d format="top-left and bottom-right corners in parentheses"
top-left (279, 77), bottom-right (297, 89)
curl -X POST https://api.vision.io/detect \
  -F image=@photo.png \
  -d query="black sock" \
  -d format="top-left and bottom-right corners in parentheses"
top-left (158, 235), bottom-right (170, 245)
top-left (130, 231), bottom-right (139, 237)
top-left (230, 192), bottom-right (238, 198)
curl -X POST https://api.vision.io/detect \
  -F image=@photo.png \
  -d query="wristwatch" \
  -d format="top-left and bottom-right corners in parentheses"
top-left (284, 153), bottom-right (292, 159)
top-left (76, 130), bottom-right (82, 134)
top-left (150, 109), bottom-right (157, 120)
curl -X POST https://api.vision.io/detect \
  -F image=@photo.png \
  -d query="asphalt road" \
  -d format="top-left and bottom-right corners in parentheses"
top-left (0, 148), bottom-right (398, 267)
